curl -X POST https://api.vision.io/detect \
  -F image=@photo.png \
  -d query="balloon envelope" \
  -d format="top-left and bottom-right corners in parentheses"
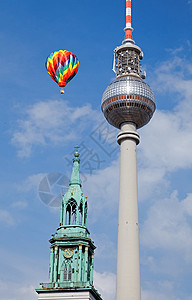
top-left (45, 50), bottom-right (79, 87)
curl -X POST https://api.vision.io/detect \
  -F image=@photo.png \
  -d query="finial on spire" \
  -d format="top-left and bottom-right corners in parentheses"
top-left (123, 0), bottom-right (134, 44)
top-left (74, 144), bottom-right (80, 157)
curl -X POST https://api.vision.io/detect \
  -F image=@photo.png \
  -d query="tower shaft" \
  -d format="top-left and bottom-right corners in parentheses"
top-left (116, 123), bottom-right (141, 300)
top-left (101, 0), bottom-right (155, 298)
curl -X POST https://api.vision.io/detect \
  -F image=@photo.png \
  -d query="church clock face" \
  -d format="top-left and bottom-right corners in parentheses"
top-left (63, 248), bottom-right (73, 258)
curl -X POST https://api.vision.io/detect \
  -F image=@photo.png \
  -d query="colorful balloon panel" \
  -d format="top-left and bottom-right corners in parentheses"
top-left (45, 50), bottom-right (79, 87)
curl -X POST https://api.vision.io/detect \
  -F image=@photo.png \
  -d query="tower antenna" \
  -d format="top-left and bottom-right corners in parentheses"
top-left (124, 0), bottom-right (134, 43)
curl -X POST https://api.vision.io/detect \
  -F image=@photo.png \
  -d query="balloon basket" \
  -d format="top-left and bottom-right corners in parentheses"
top-left (60, 89), bottom-right (64, 94)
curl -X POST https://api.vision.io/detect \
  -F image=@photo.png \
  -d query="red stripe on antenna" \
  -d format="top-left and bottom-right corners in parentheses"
top-left (126, 16), bottom-right (131, 23)
top-left (125, 29), bottom-right (132, 40)
top-left (126, 1), bottom-right (131, 8)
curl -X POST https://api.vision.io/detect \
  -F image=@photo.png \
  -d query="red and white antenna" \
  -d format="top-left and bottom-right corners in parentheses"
top-left (124, 0), bottom-right (133, 42)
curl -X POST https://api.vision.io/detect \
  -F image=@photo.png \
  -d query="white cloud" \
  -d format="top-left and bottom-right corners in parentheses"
top-left (141, 279), bottom-right (192, 300)
top-left (152, 55), bottom-right (192, 97)
top-left (12, 100), bottom-right (100, 157)
top-left (83, 159), bottom-right (119, 221)
top-left (11, 201), bottom-right (27, 209)
top-left (142, 288), bottom-right (178, 300)
top-left (0, 209), bottom-right (15, 226)
top-left (141, 192), bottom-right (192, 263)
top-left (166, 46), bottom-right (184, 55)
top-left (94, 271), bottom-right (116, 300)
top-left (137, 54), bottom-right (192, 200)
top-left (138, 165), bottom-right (168, 202)
top-left (0, 246), bottom-right (48, 300)
top-left (0, 280), bottom-right (37, 300)
top-left (137, 54), bottom-right (192, 282)
top-left (140, 109), bottom-right (192, 172)
top-left (16, 173), bottom-right (46, 193)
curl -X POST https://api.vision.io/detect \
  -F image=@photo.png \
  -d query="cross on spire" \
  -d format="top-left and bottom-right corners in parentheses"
top-left (74, 145), bottom-right (80, 152)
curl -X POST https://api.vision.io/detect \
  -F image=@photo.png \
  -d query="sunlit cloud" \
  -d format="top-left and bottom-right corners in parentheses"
top-left (94, 271), bottom-right (116, 300)
top-left (141, 192), bottom-right (192, 260)
top-left (12, 100), bottom-right (100, 157)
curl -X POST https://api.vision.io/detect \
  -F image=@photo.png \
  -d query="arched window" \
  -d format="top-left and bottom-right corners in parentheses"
top-left (63, 262), bottom-right (72, 281)
top-left (66, 205), bottom-right (71, 225)
top-left (64, 264), bottom-right (67, 280)
top-left (65, 199), bottom-right (77, 225)
top-left (79, 202), bottom-right (83, 225)
top-left (84, 202), bottom-right (88, 226)
top-left (72, 203), bottom-right (76, 224)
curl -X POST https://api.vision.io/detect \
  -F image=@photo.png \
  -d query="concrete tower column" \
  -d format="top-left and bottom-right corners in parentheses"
top-left (116, 122), bottom-right (140, 300)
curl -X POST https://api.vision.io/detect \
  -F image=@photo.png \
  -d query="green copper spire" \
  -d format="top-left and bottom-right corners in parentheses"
top-left (59, 146), bottom-right (87, 227)
top-left (36, 147), bottom-right (102, 300)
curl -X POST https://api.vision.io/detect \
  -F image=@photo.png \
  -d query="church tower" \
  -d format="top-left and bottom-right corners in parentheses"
top-left (36, 148), bottom-right (102, 300)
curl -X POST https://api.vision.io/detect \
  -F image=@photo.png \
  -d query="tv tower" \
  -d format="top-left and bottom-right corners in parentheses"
top-left (101, 1), bottom-right (156, 300)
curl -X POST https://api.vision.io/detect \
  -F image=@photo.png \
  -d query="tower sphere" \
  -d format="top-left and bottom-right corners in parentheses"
top-left (101, 75), bottom-right (155, 129)
top-left (101, 42), bottom-right (156, 129)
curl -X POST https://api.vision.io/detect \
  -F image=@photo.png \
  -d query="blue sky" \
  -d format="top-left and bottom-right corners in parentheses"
top-left (1, 0), bottom-right (192, 299)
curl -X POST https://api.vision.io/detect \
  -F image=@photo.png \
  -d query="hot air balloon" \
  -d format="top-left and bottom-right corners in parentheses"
top-left (45, 50), bottom-right (79, 93)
